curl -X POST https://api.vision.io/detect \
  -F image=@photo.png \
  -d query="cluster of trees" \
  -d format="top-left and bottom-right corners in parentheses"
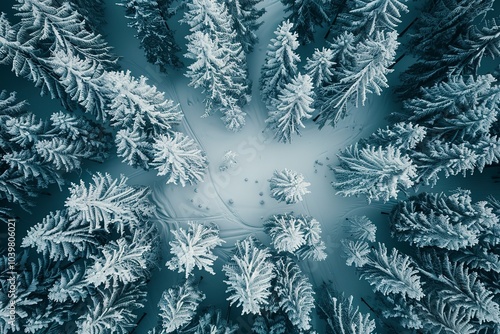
top-left (0, 0), bottom-right (208, 192)
top-left (1, 173), bottom-right (159, 333)
top-left (330, 0), bottom-right (500, 203)
top-left (182, 0), bottom-right (263, 131)
top-left (0, 90), bottom-right (111, 211)
top-left (343, 189), bottom-right (500, 333)
top-left (151, 213), bottom-right (327, 333)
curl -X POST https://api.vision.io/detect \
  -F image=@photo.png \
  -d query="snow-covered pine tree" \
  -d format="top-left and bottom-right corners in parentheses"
top-left (317, 284), bottom-right (376, 334)
top-left (328, 31), bottom-right (357, 70)
top-left (265, 214), bottom-right (307, 253)
top-left (225, 0), bottom-right (265, 53)
top-left (345, 242), bottom-right (424, 300)
top-left (305, 47), bottom-right (335, 97)
top-left (65, 173), bottom-right (153, 233)
top-left (251, 314), bottom-right (288, 334)
top-left (152, 132), bottom-right (208, 186)
top-left (103, 70), bottom-right (183, 137)
top-left (344, 216), bottom-right (377, 242)
top-left (348, 0), bottom-right (409, 37)
top-left (260, 20), bottom-right (300, 106)
top-left (333, 143), bottom-right (417, 202)
top-left (390, 189), bottom-right (500, 250)
top-left (404, 75), bottom-right (500, 141)
top-left (264, 213), bottom-right (327, 260)
top-left (367, 122), bottom-right (427, 151)
top-left (223, 237), bottom-right (276, 315)
top-left (319, 30), bottom-right (398, 127)
top-left (407, 0), bottom-right (495, 58)
top-left (166, 222), bottom-right (225, 278)
top-left (77, 283), bottom-right (147, 334)
top-left (85, 235), bottom-right (151, 289)
top-left (14, 0), bottom-right (117, 68)
top-left (398, 0), bottom-right (495, 97)
top-left (119, 0), bottom-right (182, 70)
top-left (274, 258), bottom-right (315, 331)
top-left (443, 18), bottom-right (500, 77)
top-left (266, 73), bottom-right (314, 143)
top-left (342, 239), bottom-right (371, 267)
top-left (417, 252), bottom-right (500, 324)
top-left (48, 264), bottom-right (90, 303)
top-left (296, 214), bottom-right (327, 261)
top-left (269, 168), bottom-right (311, 204)
top-left (158, 281), bottom-right (205, 333)
top-left (183, 0), bottom-right (250, 128)
top-left (281, 0), bottom-right (328, 44)
top-left (21, 210), bottom-right (104, 262)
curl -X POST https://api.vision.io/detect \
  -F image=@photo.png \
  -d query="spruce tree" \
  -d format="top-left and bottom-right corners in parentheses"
top-left (281, 0), bottom-right (329, 44)
top-left (266, 73), bottom-right (314, 143)
top-left (260, 20), bottom-right (300, 106)
top-left (225, 0), bottom-right (265, 53)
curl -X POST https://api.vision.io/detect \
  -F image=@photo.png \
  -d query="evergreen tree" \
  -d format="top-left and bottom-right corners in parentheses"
top-left (281, 0), bottom-right (329, 44)
top-left (269, 168), bottom-right (311, 204)
top-left (367, 122), bottom-right (427, 151)
top-left (266, 73), bottom-right (314, 143)
top-left (166, 222), bottom-right (225, 278)
top-left (183, 0), bottom-right (250, 128)
top-left (274, 258), bottom-right (315, 331)
top-left (260, 20), bottom-right (300, 106)
top-left (319, 30), bottom-right (398, 127)
top-left (317, 285), bottom-right (376, 334)
top-left (348, 0), bottom-right (409, 37)
top-left (333, 144), bottom-right (417, 203)
top-left (48, 264), bottom-right (90, 303)
top-left (344, 215), bottom-right (377, 242)
top-left (65, 173), bottom-right (153, 233)
top-left (120, 0), bottom-right (182, 70)
top-left (305, 47), bottom-right (335, 96)
top-left (264, 213), bottom-right (327, 260)
top-left (77, 283), bottom-right (147, 334)
top-left (158, 281), bottom-right (205, 333)
top-left (85, 236), bottom-right (152, 289)
top-left (225, 0), bottom-right (265, 53)
top-left (21, 210), bottom-right (104, 262)
top-left (223, 237), bottom-right (276, 315)
top-left (345, 242), bottom-right (424, 300)
top-left (152, 132), bottom-right (208, 187)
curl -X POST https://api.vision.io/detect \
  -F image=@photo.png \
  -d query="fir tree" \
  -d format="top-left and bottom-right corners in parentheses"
top-left (304, 47), bottom-right (335, 96)
top-left (65, 173), bottom-right (153, 233)
top-left (348, 0), bottom-right (409, 37)
top-left (152, 132), bottom-right (208, 187)
top-left (225, 0), bottom-right (265, 53)
top-left (223, 237), bottom-right (276, 315)
top-left (77, 283), bottom-right (147, 334)
top-left (274, 258), bottom-right (315, 331)
top-left (319, 30), bottom-right (398, 127)
top-left (367, 122), bottom-right (427, 151)
top-left (266, 73), bottom-right (314, 143)
top-left (48, 264), bottom-right (90, 303)
top-left (344, 215), bottom-right (377, 242)
top-left (281, 0), bottom-right (329, 44)
top-left (264, 213), bottom-right (327, 261)
top-left (333, 143), bottom-right (417, 202)
top-left (318, 285), bottom-right (376, 334)
top-left (21, 210), bottom-right (104, 262)
top-left (183, 0), bottom-right (250, 127)
top-left (158, 281), bottom-right (205, 333)
top-left (269, 168), bottom-right (311, 204)
top-left (166, 222), bottom-right (225, 278)
top-left (260, 20), bottom-right (300, 106)
top-left (346, 242), bottom-right (424, 300)
top-left (120, 0), bottom-right (182, 70)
